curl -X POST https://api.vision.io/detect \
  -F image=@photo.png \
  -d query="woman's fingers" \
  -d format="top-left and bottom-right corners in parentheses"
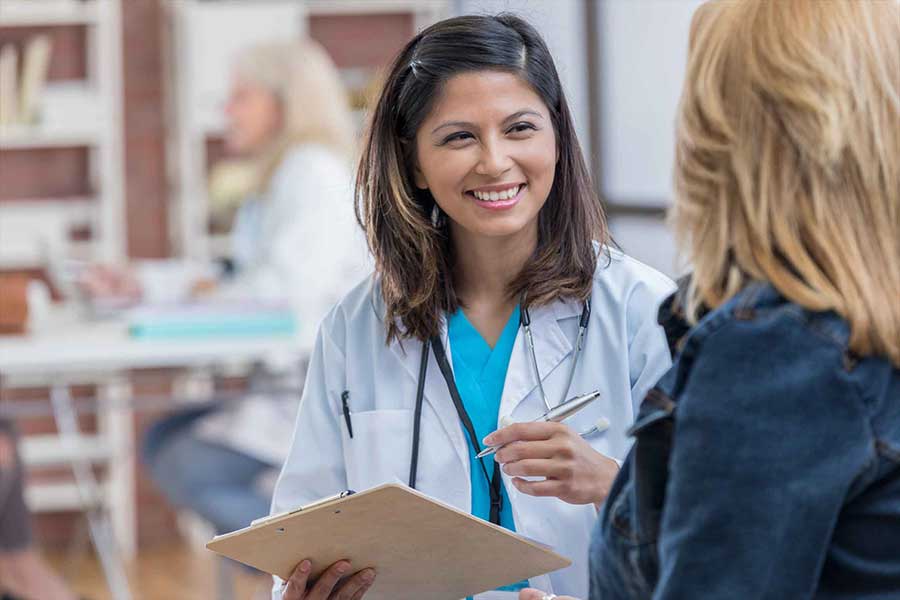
top-left (494, 439), bottom-right (569, 464)
top-left (485, 421), bottom-right (564, 447)
top-left (518, 588), bottom-right (580, 600)
top-left (334, 568), bottom-right (376, 600)
top-left (282, 559), bottom-right (312, 600)
top-left (511, 476), bottom-right (563, 498)
top-left (306, 560), bottom-right (352, 599)
top-left (501, 458), bottom-right (568, 479)
top-left (496, 422), bottom-right (618, 505)
top-left (281, 560), bottom-right (374, 600)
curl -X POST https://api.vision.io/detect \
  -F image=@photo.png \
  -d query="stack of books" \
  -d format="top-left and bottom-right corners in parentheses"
top-left (0, 34), bottom-right (52, 127)
top-left (127, 302), bottom-right (297, 339)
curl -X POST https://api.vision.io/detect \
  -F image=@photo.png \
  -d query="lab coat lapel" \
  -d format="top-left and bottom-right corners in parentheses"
top-left (499, 299), bottom-right (581, 420)
top-left (387, 318), bottom-right (469, 471)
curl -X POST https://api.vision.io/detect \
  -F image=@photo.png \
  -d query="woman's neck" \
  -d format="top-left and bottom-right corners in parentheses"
top-left (450, 225), bottom-right (536, 347)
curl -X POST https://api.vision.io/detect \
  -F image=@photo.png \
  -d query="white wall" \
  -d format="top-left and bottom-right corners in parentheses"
top-left (597, 0), bottom-right (702, 280)
top-left (597, 0), bottom-right (703, 206)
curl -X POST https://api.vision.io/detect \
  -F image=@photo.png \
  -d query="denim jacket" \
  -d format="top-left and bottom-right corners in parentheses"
top-left (590, 282), bottom-right (900, 600)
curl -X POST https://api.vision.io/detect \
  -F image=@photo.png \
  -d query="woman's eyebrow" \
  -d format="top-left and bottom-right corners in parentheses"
top-left (431, 120), bottom-right (476, 135)
top-left (503, 109), bottom-right (544, 123)
top-left (430, 109), bottom-right (545, 135)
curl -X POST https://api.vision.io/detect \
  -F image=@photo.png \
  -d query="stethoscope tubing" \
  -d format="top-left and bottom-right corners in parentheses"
top-left (408, 296), bottom-right (596, 494)
top-left (522, 299), bottom-right (600, 436)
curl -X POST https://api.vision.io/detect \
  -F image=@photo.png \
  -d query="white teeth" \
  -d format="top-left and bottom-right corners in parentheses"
top-left (473, 185), bottom-right (520, 201)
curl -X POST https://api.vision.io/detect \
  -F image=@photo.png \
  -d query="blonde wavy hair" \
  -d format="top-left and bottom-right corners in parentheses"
top-left (673, 0), bottom-right (900, 365)
top-left (232, 39), bottom-right (356, 190)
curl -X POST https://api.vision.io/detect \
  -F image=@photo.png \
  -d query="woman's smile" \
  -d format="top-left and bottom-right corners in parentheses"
top-left (465, 183), bottom-right (527, 211)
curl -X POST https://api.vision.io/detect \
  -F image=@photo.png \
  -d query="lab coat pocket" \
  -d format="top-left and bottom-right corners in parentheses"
top-left (341, 408), bottom-right (411, 491)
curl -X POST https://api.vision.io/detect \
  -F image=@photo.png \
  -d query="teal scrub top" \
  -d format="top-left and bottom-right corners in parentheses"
top-left (448, 305), bottom-right (527, 594)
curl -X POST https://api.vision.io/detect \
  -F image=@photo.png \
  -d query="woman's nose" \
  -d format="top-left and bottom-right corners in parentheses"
top-left (475, 139), bottom-right (513, 178)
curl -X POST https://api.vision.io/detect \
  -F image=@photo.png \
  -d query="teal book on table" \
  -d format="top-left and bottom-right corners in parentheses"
top-left (128, 303), bottom-right (296, 339)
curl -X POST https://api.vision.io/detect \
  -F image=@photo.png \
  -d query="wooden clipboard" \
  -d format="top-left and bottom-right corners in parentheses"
top-left (206, 483), bottom-right (571, 599)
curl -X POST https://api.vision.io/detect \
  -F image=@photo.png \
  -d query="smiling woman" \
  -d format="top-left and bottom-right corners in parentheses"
top-left (357, 16), bottom-right (605, 345)
top-left (270, 14), bottom-right (676, 600)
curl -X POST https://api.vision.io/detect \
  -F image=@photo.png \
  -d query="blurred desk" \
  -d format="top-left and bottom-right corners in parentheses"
top-left (0, 305), bottom-right (304, 375)
top-left (0, 304), bottom-right (306, 559)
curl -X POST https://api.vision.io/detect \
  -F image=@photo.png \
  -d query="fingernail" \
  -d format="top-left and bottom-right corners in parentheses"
top-left (362, 569), bottom-right (376, 583)
top-left (483, 434), bottom-right (495, 445)
top-left (300, 560), bottom-right (311, 573)
top-left (337, 562), bottom-right (350, 575)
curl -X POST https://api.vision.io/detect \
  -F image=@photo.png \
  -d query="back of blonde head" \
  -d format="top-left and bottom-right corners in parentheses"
top-left (233, 39), bottom-right (355, 184)
top-left (673, 0), bottom-right (900, 365)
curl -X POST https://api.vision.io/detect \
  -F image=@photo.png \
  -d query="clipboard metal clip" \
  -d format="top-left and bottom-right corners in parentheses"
top-left (250, 490), bottom-right (356, 527)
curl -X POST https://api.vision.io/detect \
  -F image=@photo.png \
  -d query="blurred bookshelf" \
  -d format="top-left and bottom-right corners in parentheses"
top-left (0, 0), bottom-right (99, 27)
top-left (0, 0), bottom-right (130, 561)
top-left (166, 0), bottom-right (449, 262)
top-left (0, 0), bottom-right (124, 268)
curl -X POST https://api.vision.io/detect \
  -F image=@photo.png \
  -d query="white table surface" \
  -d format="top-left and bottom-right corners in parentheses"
top-left (0, 304), bottom-right (307, 562)
top-left (0, 305), bottom-right (306, 376)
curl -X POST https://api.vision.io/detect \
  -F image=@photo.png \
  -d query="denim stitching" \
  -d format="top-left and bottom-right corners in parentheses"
top-left (779, 309), bottom-right (851, 351)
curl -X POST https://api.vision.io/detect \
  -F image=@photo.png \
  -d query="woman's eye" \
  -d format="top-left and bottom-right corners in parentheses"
top-left (508, 122), bottom-right (537, 135)
top-left (442, 131), bottom-right (474, 145)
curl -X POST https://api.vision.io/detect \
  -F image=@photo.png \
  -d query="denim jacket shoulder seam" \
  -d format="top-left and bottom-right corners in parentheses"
top-left (680, 308), bottom-right (734, 353)
top-left (779, 309), bottom-right (852, 351)
top-left (777, 311), bottom-right (879, 416)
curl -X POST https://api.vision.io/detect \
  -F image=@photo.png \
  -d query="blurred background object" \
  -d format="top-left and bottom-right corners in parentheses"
top-left (0, 1), bottom-right (699, 597)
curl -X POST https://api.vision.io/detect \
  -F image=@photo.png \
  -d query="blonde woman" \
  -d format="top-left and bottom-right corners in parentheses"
top-left (141, 40), bottom-right (368, 536)
top-left (524, 1), bottom-right (900, 599)
top-left (208, 39), bottom-right (363, 335)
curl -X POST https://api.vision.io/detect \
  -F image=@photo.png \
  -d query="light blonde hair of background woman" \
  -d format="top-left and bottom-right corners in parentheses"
top-left (672, 0), bottom-right (900, 366)
top-left (231, 39), bottom-right (356, 193)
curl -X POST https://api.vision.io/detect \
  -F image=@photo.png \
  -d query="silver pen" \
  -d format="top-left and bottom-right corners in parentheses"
top-left (475, 390), bottom-right (603, 458)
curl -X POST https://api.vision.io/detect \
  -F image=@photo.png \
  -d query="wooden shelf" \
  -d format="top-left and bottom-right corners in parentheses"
top-left (305, 0), bottom-right (445, 15)
top-left (0, 0), bottom-right (98, 27)
top-left (0, 123), bottom-right (101, 149)
top-left (21, 433), bottom-right (112, 468)
top-left (25, 480), bottom-right (105, 513)
top-left (0, 197), bottom-right (95, 268)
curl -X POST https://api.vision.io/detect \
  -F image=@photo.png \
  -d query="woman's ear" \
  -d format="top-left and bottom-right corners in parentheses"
top-left (413, 164), bottom-right (428, 190)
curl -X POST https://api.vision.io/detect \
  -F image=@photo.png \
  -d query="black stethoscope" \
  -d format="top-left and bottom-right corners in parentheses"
top-left (407, 297), bottom-right (592, 525)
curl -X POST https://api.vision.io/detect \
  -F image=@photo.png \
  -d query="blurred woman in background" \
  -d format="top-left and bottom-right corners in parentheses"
top-left (141, 39), bottom-right (368, 537)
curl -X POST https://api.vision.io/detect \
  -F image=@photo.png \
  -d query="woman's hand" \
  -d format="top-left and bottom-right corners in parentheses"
top-left (282, 559), bottom-right (375, 600)
top-left (77, 264), bottom-right (142, 304)
top-left (486, 421), bottom-right (619, 507)
top-left (518, 588), bottom-right (580, 600)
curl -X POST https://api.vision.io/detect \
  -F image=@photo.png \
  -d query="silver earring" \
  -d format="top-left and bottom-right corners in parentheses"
top-left (430, 204), bottom-right (444, 228)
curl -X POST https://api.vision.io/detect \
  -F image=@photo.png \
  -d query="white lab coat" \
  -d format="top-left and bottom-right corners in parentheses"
top-left (270, 248), bottom-right (675, 599)
top-left (190, 143), bottom-right (369, 466)
top-left (221, 143), bottom-right (370, 351)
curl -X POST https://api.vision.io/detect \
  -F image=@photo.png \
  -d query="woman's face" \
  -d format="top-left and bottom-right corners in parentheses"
top-left (224, 74), bottom-right (282, 155)
top-left (414, 70), bottom-right (557, 242)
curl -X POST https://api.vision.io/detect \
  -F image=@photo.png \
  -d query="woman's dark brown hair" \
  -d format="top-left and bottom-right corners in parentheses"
top-left (356, 14), bottom-right (608, 343)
